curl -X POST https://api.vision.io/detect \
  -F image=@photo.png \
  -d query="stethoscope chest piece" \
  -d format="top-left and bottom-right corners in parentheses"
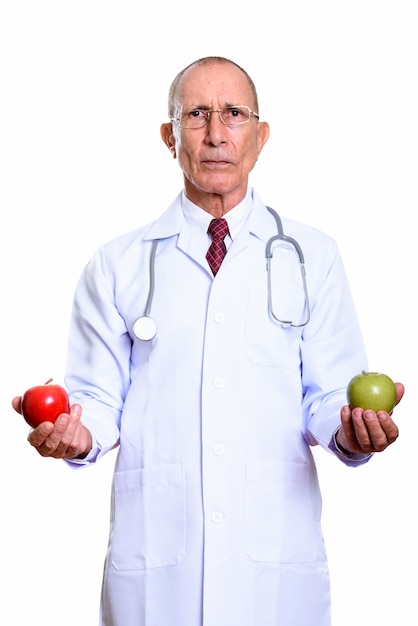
top-left (133, 315), bottom-right (158, 341)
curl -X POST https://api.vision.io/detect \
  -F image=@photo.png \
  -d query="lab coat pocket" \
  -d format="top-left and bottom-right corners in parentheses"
top-left (110, 462), bottom-right (186, 570)
top-left (245, 461), bottom-right (325, 563)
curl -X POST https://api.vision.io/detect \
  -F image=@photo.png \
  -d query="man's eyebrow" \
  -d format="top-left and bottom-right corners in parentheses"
top-left (183, 104), bottom-right (210, 111)
top-left (184, 102), bottom-right (238, 111)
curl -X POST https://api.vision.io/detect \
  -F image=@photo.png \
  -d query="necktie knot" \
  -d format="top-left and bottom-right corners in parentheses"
top-left (206, 218), bottom-right (229, 276)
top-left (207, 217), bottom-right (229, 242)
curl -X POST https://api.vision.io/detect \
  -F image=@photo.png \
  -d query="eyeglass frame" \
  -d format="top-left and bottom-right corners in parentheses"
top-left (170, 105), bottom-right (260, 129)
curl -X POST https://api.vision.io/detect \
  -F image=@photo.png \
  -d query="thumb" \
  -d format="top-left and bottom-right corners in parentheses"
top-left (12, 396), bottom-right (22, 414)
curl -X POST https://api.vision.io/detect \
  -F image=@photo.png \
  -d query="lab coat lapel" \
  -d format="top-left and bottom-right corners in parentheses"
top-left (142, 193), bottom-right (208, 269)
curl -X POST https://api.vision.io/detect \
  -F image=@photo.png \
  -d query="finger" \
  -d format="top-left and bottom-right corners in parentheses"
top-left (42, 414), bottom-right (74, 455)
top-left (12, 396), bottom-right (22, 414)
top-left (39, 406), bottom-right (83, 458)
top-left (27, 412), bottom-right (69, 456)
top-left (394, 382), bottom-right (405, 407)
top-left (361, 411), bottom-right (390, 451)
top-left (351, 408), bottom-right (374, 452)
top-left (51, 423), bottom-right (82, 458)
top-left (339, 406), bottom-right (359, 450)
top-left (59, 422), bottom-right (86, 459)
top-left (376, 412), bottom-right (399, 445)
top-left (356, 410), bottom-right (399, 452)
top-left (28, 420), bottom-right (55, 447)
top-left (69, 403), bottom-right (82, 419)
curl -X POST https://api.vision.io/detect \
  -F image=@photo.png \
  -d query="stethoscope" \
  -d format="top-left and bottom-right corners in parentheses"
top-left (132, 206), bottom-right (310, 341)
top-left (265, 206), bottom-right (310, 328)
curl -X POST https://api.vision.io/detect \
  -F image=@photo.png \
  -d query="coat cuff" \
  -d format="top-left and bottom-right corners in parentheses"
top-left (329, 428), bottom-right (373, 465)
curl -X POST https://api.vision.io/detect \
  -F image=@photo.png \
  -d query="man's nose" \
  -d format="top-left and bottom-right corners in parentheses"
top-left (205, 111), bottom-right (227, 143)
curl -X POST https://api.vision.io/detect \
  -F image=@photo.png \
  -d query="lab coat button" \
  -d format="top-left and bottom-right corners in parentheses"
top-left (213, 377), bottom-right (224, 389)
top-left (214, 311), bottom-right (226, 323)
top-left (211, 511), bottom-right (224, 523)
top-left (213, 443), bottom-right (225, 455)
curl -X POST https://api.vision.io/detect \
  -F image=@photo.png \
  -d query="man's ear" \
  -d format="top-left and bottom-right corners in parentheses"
top-left (160, 123), bottom-right (176, 158)
top-left (256, 121), bottom-right (270, 156)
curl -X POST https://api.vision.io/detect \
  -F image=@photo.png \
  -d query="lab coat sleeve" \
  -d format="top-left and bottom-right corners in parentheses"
top-left (300, 237), bottom-right (372, 467)
top-left (63, 246), bottom-right (131, 467)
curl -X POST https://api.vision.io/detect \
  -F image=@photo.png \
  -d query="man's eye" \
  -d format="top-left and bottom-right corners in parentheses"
top-left (226, 108), bottom-right (243, 118)
top-left (189, 110), bottom-right (205, 118)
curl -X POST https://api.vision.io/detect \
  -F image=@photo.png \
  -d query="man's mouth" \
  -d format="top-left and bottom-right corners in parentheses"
top-left (202, 159), bottom-right (231, 166)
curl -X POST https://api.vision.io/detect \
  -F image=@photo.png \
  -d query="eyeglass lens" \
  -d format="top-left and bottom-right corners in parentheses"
top-left (181, 106), bottom-right (252, 128)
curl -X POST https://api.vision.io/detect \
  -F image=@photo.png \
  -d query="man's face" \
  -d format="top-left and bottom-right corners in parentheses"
top-left (161, 62), bottom-right (269, 211)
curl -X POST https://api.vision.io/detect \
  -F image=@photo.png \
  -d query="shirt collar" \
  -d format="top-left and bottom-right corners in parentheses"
top-left (144, 187), bottom-right (275, 245)
top-left (181, 189), bottom-right (253, 240)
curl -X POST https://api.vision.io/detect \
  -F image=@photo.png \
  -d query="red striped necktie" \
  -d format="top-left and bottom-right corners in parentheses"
top-left (206, 218), bottom-right (229, 276)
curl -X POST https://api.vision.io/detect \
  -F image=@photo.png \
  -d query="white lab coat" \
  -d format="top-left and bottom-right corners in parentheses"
top-left (66, 189), bottom-right (370, 626)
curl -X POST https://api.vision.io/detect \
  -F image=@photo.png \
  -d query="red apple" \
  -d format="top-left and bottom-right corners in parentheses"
top-left (21, 378), bottom-right (70, 428)
top-left (347, 370), bottom-right (396, 413)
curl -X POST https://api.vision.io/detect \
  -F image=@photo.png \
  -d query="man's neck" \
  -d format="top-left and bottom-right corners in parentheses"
top-left (183, 185), bottom-right (248, 217)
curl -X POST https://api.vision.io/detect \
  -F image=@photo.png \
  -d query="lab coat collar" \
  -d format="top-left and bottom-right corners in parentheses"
top-left (143, 192), bottom-right (185, 240)
top-left (246, 191), bottom-right (280, 244)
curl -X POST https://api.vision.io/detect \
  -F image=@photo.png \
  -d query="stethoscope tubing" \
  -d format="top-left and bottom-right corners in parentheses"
top-left (133, 206), bottom-right (310, 340)
top-left (265, 206), bottom-right (310, 328)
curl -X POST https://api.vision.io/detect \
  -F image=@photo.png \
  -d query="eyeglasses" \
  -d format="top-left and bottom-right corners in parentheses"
top-left (171, 105), bottom-right (259, 129)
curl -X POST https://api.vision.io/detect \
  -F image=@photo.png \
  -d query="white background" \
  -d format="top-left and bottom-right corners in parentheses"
top-left (1, 1), bottom-right (417, 624)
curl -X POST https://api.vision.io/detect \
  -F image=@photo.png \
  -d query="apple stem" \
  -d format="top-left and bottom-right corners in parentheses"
top-left (44, 378), bottom-right (53, 385)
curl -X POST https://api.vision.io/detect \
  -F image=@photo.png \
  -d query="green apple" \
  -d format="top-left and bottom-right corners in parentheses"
top-left (347, 370), bottom-right (396, 413)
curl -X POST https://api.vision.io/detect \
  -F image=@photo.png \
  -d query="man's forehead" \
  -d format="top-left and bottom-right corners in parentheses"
top-left (177, 62), bottom-right (252, 106)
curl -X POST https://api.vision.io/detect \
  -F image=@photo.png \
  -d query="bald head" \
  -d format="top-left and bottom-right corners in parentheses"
top-left (167, 56), bottom-right (259, 119)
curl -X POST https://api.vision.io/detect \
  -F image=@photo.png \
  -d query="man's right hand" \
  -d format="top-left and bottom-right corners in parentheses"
top-left (12, 397), bottom-right (92, 459)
